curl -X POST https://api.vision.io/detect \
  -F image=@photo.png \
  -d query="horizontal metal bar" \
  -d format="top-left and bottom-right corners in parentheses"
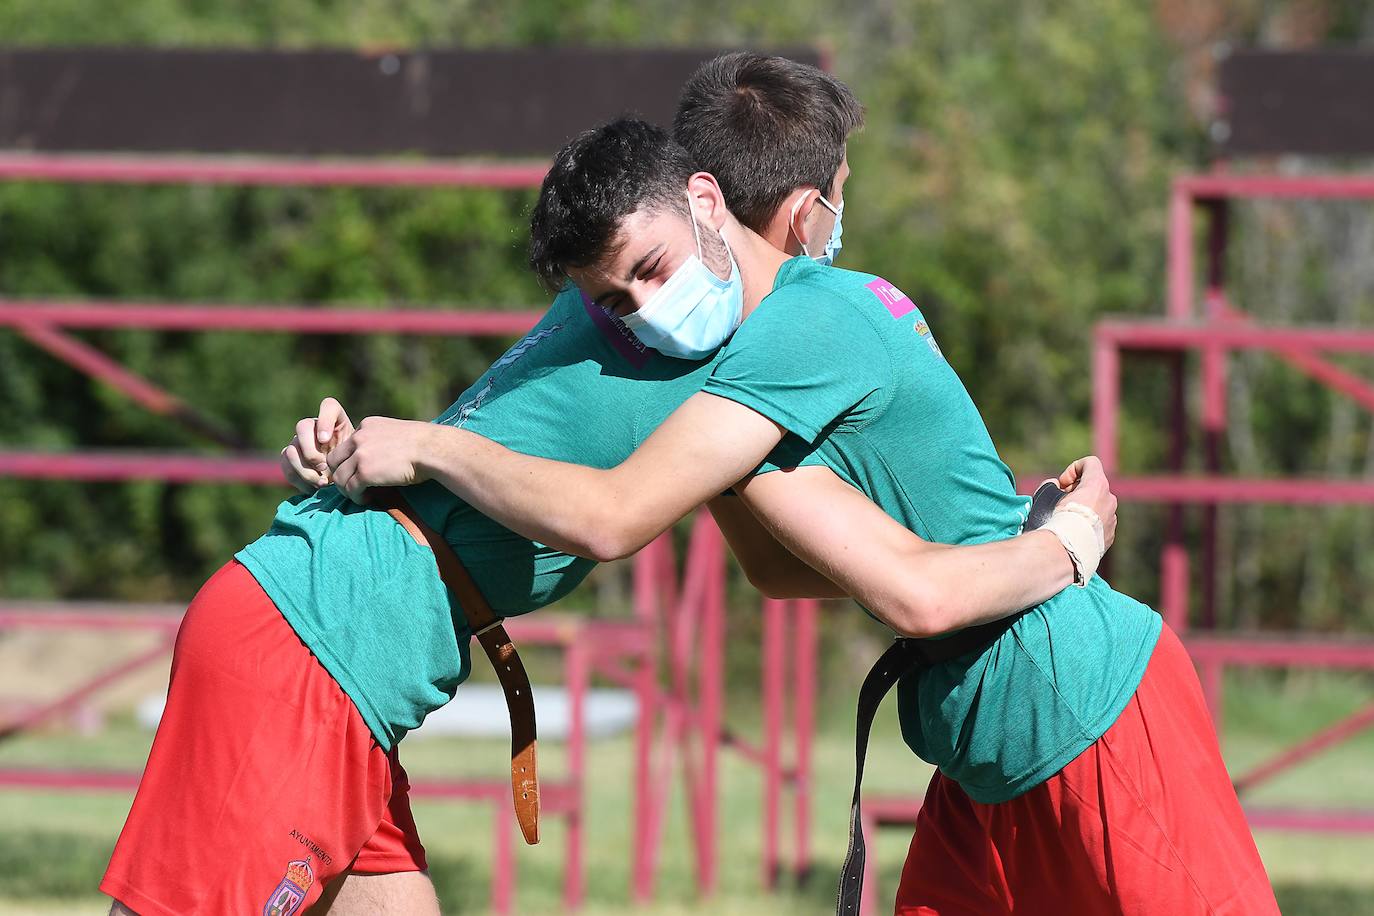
top-left (0, 604), bottom-right (181, 630)
top-left (0, 603), bottom-right (658, 643)
top-left (858, 796), bottom-right (923, 825)
top-left (407, 778), bottom-right (578, 811)
top-left (1244, 806), bottom-right (1374, 833)
top-left (0, 450), bottom-right (284, 484)
top-left (0, 300), bottom-right (542, 335)
top-left (503, 615), bottom-right (651, 652)
top-left (1115, 476), bottom-right (1374, 505)
top-left (1186, 636), bottom-right (1374, 668)
top-left (1178, 173), bottom-right (1374, 200)
top-left (1099, 319), bottom-right (1374, 353)
top-left (0, 767), bottom-right (143, 792)
top-left (0, 768), bottom-right (578, 814)
top-left (849, 797), bottom-right (1374, 834)
top-left (0, 153), bottom-right (548, 188)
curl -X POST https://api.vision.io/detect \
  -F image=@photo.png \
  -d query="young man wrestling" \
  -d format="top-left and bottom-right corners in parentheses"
top-left (335, 119), bottom-right (1279, 914)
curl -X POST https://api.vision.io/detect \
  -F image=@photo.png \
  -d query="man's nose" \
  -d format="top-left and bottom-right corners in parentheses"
top-left (625, 279), bottom-right (662, 314)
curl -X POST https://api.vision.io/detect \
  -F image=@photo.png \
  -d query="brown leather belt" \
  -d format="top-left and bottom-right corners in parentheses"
top-left (372, 486), bottom-right (540, 846)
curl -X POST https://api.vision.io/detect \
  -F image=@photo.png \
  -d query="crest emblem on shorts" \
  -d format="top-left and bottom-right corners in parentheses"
top-left (263, 857), bottom-right (314, 916)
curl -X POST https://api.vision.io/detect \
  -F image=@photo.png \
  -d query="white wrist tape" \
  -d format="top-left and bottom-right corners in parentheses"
top-left (1042, 502), bottom-right (1105, 587)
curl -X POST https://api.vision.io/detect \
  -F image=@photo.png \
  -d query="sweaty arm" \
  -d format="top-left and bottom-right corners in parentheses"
top-left (738, 466), bottom-right (1076, 638)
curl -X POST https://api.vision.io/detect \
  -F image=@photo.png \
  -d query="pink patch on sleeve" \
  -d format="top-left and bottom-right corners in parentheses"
top-left (866, 278), bottom-right (916, 318)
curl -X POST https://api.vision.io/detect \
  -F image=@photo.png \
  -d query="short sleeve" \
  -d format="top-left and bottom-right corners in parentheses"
top-left (755, 431), bottom-right (829, 474)
top-left (701, 284), bottom-right (891, 443)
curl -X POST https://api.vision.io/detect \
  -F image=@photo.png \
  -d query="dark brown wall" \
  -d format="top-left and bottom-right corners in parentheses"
top-left (0, 47), bottom-right (821, 157)
top-left (1219, 49), bottom-right (1374, 157)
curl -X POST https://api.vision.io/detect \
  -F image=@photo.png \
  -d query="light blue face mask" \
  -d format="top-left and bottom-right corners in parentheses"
top-left (792, 192), bottom-right (844, 266)
top-left (620, 196), bottom-right (744, 360)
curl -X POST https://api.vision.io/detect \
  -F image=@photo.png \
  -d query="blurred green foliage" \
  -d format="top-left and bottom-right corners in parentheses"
top-left (1, 1), bottom-right (1371, 634)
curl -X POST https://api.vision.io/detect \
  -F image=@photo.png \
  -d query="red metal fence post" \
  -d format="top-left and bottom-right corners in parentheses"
top-left (564, 640), bottom-right (590, 911)
top-left (1091, 326), bottom-right (1120, 473)
top-left (1200, 198), bottom-right (1231, 629)
top-left (1167, 180), bottom-right (1196, 320)
top-left (761, 596), bottom-right (786, 887)
top-left (791, 598), bottom-right (819, 877)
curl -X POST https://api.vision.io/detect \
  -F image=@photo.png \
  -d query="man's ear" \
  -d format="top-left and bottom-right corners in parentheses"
top-left (786, 188), bottom-right (821, 254)
top-left (686, 171), bottom-right (730, 231)
top-left (754, 187), bottom-right (814, 255)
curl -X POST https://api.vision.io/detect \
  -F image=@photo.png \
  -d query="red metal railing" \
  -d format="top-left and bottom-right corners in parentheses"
top-left (1096, 170), bottom-right (1374, 836)
top-left (0, 153), bottom-right (550, 188)
top-left (0, 155), bottom-right (819, 910)
top-left (856, 172), bottom-right (1374, 914)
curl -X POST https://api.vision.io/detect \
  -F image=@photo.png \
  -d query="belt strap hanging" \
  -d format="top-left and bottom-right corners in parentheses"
top-left (836, 480), bottom-right (1066, 914)
top-left (374, 487), bottom-right (541, 846)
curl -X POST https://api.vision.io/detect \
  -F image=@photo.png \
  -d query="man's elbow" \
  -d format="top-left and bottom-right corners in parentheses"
top-left (742, 565), bottom-right (805, 600)
top-left (575, 532), bottom-right (628, 563)
top-left (576, 520), bottom-right (656, 563)
top-left (887, 583), bottom-right (956, 639)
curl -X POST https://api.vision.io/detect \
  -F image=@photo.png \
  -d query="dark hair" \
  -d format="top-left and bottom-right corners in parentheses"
top-left (529, 118), bottom-right (697, 292)
top-left (672, 52), bottom-right (865, 233)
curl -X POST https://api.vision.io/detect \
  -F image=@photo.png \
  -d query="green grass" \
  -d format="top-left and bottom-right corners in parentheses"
top-left (2, 670), bottom-right (1373, 914)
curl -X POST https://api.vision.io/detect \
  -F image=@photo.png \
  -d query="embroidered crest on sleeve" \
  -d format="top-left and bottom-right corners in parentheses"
top-left (914, 320), bottom-right (945, 360)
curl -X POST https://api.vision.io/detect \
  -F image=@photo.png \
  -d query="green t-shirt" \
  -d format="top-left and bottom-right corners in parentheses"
top-left (702, 256), bottom-right (1162, 803)
top-left (236, 287), bottom-right (720, 749)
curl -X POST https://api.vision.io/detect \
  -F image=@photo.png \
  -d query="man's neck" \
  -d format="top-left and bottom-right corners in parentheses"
top-left (723, 222), bottom-right (793, 321)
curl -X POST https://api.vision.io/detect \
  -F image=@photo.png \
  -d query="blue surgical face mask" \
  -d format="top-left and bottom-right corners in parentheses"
top-left (620, 195), bottom-right (744, 360)
top-left (791, 192), bottom-right (844, 266)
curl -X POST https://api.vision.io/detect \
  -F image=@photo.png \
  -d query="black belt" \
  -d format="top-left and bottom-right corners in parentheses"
top-left (835, 480), bottom-right (1065, 915)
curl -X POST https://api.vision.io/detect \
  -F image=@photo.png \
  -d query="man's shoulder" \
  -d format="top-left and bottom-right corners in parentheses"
top-left (741, 266), bottom-right (918, 361)
top-left (767, 260), bottom-right (921, 324)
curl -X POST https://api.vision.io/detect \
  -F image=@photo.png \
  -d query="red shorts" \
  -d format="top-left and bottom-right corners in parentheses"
top-left (895, 624), bottom-right (1278, 915)
top-left (101, 560), bottom-right (427, 916)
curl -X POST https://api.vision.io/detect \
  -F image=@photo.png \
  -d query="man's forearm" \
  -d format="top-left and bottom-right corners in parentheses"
top-left (739, 468), bottom-right (1075, 638)
top-left (413, 393), bottom-right (786, 563)
top-left (418, 425), bottom-right (654, 561)
top-left (897, 531), bottom-right (1074, 636)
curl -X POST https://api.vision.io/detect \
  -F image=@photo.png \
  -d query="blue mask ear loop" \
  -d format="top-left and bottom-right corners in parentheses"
top-left (685, 188), bottom-right (704, 263)
top-left (789, 191), bottom-right (814, 258)
top-left (789, 190), bottom-right (840, 259)
top-left (688, 187), bottom-right (738, 281)
top-left (813, 195), bottom-right (841, 257)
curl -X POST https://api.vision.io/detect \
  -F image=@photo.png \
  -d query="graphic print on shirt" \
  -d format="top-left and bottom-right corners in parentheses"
top-left (865, 276), bottom-right (944, 361)
top-left (913, 319), bottom-right (945, 360)
top-left (580, 291), bottom-right (652, 368)
top-left (440, 324), bottom-right (565, 429)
